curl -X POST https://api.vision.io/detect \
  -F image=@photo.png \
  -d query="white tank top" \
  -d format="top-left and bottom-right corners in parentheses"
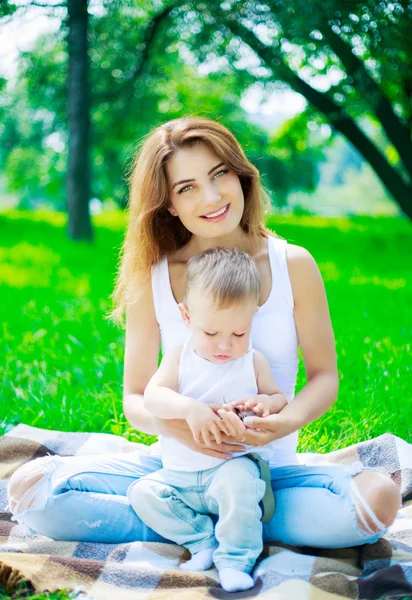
top-left (151, 235), bottom-right (299, 467)
top-left (161, 338), bottom-right (279, 471)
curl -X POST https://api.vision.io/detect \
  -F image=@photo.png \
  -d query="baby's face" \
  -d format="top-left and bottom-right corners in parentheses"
top-left (179, 294), bottom-right (258, 364)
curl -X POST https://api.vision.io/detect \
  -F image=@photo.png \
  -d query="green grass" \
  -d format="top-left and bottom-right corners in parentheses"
top-left (0, 209), bottom-right (411, 453)
top-left (0, 586), bottom-right (72, 600)
top-left (0, 209), bottom-right (411, 599)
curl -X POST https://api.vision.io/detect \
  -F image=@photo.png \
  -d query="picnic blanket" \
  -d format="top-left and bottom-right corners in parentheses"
top-left (1, 425), bottom-right (412, 600)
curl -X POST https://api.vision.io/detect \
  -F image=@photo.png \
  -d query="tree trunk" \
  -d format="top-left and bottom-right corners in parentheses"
top-left (67, 0), bottom-right (92, 240)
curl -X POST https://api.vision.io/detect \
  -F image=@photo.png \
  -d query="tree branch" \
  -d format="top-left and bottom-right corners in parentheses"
top-left (322, 27), bottom-right (412, 180)
top-left (28, 2), bottom-right (66, 7)
top-left (222, 13), bottom-right (412, 217)
top-left (125, 1), bottom-right (181, 101)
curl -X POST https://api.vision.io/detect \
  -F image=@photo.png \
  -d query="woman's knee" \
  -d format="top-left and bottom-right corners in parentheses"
top-left (352, 470), bottom-right (401, 532)
top-left (8, 456), bottom-right (56, 515)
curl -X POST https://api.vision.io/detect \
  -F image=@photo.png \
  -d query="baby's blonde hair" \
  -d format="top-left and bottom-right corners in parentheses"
top-left (185, 247), bottom-right (260, 310)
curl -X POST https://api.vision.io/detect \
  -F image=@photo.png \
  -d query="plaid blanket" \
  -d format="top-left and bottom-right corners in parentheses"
top-left (1, 424), bottom-right (412, 600)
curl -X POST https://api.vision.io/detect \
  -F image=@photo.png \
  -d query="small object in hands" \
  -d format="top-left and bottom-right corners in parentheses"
top-left (239, 436), bottom-right (246, 443)
top-left (233, 406), bottom-right (256, 422)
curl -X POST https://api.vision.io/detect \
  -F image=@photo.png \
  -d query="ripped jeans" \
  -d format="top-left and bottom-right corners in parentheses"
top-left (7, 452), bottom-right (388, 547)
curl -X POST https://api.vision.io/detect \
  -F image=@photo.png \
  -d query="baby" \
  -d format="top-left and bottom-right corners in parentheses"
top-left (128, 247), bottom-right (287, 592)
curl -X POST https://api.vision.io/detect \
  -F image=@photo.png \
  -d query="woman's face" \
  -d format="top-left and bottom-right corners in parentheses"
top-left (165, 142), bottom-right (245, 239)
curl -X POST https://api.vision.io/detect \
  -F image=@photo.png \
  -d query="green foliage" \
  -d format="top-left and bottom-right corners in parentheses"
top-left (169, 0), bottom-right (412, 215)
top-left (2, 0), bottom-right (412, 217)
top-left (0, 210), bottom-right (410, 453)
top-left (262, 109), bottom-right (330, 205)
top-left (189, 0), bottom-right (412, 125)
top-left (0, 0), bottom-right (17, 19)
top-left (0, 1), bottom-right (329, 212)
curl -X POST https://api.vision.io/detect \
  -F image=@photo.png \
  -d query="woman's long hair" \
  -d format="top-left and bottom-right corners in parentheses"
top-left (112, 117), bottom-right (271, 322)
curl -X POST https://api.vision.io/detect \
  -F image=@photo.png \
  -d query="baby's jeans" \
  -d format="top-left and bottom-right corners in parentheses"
top-left (127, 456), bottom-right (265, 573)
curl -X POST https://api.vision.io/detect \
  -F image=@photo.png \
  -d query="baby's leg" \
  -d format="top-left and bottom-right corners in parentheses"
top-left (128, 470), bottom-right (217, 570)
top-left (207, 457), bottom-right (266, 591)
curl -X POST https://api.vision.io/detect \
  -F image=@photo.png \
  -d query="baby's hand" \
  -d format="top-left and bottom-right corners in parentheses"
top-left (186, 403), bottom-right (223, 446)
top-left (208, 403), bottom-right (246, 439)
top-left (231, 394), bottom-right (288, 418)
top-left (210, 403), bottom-right (237, 414)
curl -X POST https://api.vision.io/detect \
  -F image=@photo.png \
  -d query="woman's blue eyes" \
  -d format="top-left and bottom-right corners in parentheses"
top-left (177, 169), bottom-right (229, 194)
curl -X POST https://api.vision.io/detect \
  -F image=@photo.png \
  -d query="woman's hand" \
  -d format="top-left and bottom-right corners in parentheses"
top-left (240, 413), bottom-right (297, 446)
top-left (157, 417), bottom-right (246, 459)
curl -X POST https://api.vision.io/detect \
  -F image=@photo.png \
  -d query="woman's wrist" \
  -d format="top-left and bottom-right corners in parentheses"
top-left (275, 411), bottom-right (303, 435)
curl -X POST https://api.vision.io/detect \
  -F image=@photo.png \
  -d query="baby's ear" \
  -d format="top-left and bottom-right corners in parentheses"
top-left (178, 303), bottom-right (191, 327)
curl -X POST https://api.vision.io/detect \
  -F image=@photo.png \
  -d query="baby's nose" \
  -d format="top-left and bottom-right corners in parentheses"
top-left (217, 339), bottom-right (231, 350)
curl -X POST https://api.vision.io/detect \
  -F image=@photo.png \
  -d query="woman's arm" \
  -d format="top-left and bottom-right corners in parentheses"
top-left (123, 280), bottom-right (163, 435)
top-left (237, 244), bottom-right (339, 444)
top-left (277, 244), bottom-right (338, 429)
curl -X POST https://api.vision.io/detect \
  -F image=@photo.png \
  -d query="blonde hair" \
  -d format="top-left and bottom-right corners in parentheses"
top-left (185, 247), bottom-right (260, 310)
top-left (112, 116), bottom-right (271, 321)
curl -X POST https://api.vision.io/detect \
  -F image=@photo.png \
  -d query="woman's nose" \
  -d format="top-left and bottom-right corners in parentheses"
top-left (203, 182), bottom-right (221, 205)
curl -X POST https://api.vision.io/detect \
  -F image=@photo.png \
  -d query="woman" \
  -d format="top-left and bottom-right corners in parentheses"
top-left (8, 117), bottom-right (400, 546)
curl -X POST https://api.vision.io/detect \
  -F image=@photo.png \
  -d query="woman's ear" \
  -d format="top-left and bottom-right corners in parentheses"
top-left (178, 303), bottom-right (191, 327)
top-left (168, 205), bottom-right (177, 217)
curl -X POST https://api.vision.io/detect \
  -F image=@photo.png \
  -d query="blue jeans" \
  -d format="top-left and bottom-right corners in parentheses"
top-left (127, 457), bottom-right (266, 572)
top-left (9, 452), bottom-right (387, 547)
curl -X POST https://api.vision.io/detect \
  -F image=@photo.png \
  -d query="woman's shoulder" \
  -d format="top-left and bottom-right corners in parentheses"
top-left (286, 243), bottom-right (316, 267)
top-left (285, 244), bottom-right (324, 306)
top-left (286, 245), bottom-right (320, 282)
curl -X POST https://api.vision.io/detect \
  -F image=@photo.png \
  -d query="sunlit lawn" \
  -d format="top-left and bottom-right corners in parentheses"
top-left (1, 209), bottom-right (411, 452)
top-left (0, 586), bottom-right (71, 600)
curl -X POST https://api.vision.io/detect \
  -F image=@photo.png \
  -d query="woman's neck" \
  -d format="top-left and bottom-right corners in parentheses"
top-left (188, 227), bottom-right (252, 256)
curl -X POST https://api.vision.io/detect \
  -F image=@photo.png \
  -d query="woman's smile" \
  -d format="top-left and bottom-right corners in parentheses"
top-left (200, 203), bottom-right (231, 222)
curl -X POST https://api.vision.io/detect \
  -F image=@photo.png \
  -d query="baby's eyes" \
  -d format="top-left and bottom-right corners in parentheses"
top-left (204, 332), bottom-right (245, 337)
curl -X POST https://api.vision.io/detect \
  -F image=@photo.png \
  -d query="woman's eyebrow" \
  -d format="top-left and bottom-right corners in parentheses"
top-left (171, 162), bottom-right (225, 189)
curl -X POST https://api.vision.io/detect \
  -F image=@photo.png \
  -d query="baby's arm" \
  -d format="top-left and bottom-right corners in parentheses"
top-left (144, 346), bottom-right (192, 418)
top-left (144, 347), bottom-right (226, 445)
top-left (232, 351), bottom-right (288, 417)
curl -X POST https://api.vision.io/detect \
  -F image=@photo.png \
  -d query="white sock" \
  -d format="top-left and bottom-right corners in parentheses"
top-left (180, 547), bottom-right (214, 571)
top-left (219, 568), bottom-right (254, 592)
